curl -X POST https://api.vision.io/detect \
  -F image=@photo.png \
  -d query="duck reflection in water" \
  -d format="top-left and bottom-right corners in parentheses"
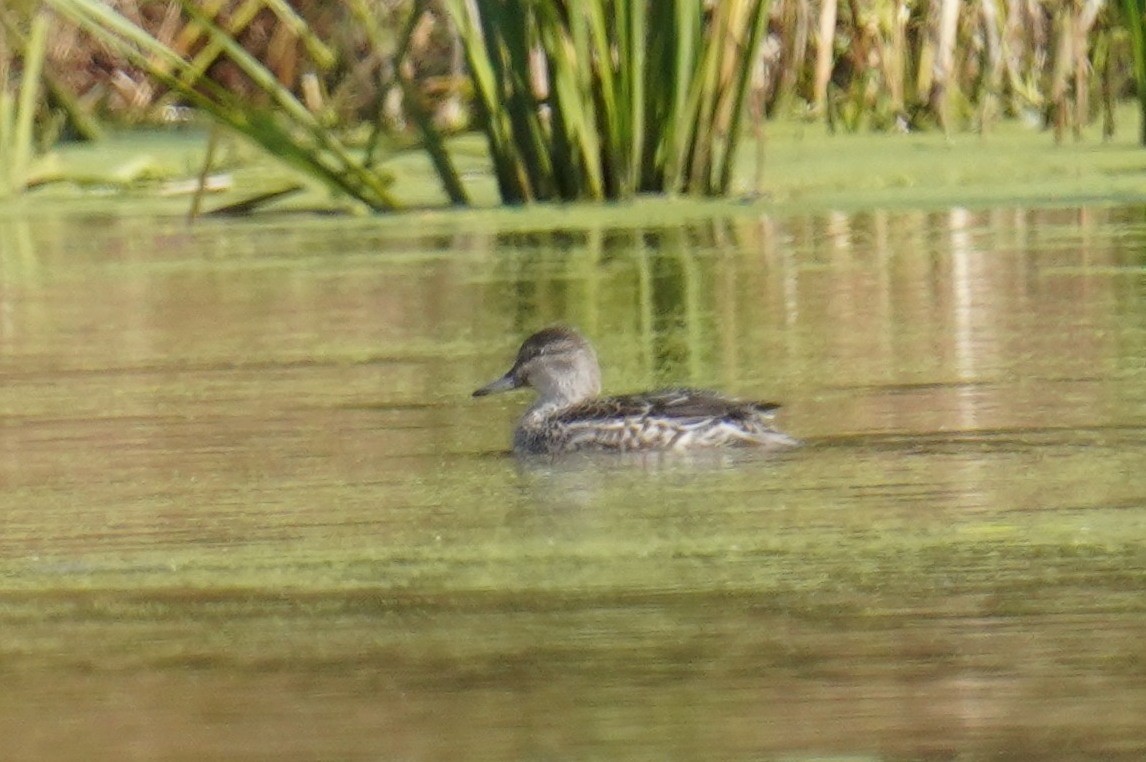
top-left (473, 326), bottom-right (800, 456)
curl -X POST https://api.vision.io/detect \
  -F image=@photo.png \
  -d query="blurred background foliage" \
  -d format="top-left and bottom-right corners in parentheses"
top-left (1, 0), bottom-right (1144, 208)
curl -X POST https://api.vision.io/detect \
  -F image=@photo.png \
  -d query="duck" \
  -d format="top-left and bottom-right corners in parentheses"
top-left (472, 326), bottom-right (800, 455)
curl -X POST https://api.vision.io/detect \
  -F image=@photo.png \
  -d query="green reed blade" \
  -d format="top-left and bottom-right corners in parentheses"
top-left (9, 12), bottom-right (47, 192)
top-left (1122, 0), bottom-right (1146, 144)
top-left (718, 0), bottom-right (770, 193)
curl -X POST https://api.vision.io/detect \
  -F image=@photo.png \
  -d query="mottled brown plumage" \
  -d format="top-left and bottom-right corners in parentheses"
top-left (474, 327), bottom-right (799, 455)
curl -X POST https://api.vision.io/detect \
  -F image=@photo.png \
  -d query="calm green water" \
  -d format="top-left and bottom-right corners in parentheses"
top-left (0, 205), bottom-right (1144, 760)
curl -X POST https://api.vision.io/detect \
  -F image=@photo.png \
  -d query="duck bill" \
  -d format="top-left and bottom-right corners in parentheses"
top-left (472, 370), bottom-right (522, 397)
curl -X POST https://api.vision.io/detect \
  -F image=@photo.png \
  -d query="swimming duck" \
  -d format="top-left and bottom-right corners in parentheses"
top-left (473, 326), bottom-right (800, 455)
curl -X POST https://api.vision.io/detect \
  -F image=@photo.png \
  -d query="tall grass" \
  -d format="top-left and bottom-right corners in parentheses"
top-left (431, 0), bottom-right (771, 202)
top-left (46, 0), bottom-right (400, 211)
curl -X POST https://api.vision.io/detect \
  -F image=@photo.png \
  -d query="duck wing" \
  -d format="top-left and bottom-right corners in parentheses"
top-left (542, 388), bottom-right (795, 451)
top-left (641, 388), bottom-right (781, 419)
top-left (556, 388), bottom-right (780, 424)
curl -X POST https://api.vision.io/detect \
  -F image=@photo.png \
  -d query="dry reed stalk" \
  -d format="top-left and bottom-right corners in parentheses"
top-left (931, 0), bottom-right (960, 135)
top-left (877, 0), bottom-right (908, 118)
top-left (979, 0), bottom-right (1004, 132)
top-left (813, 0), bottom-right (838, 113)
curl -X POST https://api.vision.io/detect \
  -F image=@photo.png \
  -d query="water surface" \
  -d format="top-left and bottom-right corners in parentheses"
top-left (0, 205), bottom-right (1144, 760)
